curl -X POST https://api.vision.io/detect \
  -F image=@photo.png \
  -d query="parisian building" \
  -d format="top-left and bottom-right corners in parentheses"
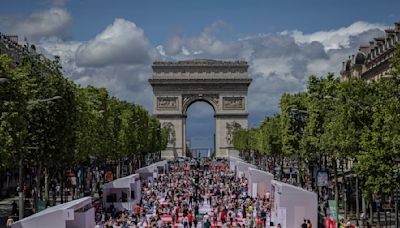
top-left (0, 33), bottom-right (30, 67)
top-left (340, 21), bottom-right (400, 81)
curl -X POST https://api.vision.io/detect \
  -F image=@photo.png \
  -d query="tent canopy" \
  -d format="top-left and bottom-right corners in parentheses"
top-left (135, 160), bottom-right (168, 174)
top-left (102, 173), bottom-right (139, 189)
top-left (12, 197), bottom-right (92, 228)
top-left (248, 167), bottom-right (274, 177)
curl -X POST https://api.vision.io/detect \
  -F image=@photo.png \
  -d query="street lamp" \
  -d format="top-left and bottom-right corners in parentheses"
top-left (381, 74), bottom-right (399, 80)
top-left (18, 96), bottom-right (62, 220)
top-left (323, 95), bottom-right (340, 101)
top-left (0, 78), bottom-right (9, 84)
top-left (27, 96), bottom-right (62, 105)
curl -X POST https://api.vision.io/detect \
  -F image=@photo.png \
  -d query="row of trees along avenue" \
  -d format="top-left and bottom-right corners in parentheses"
top-left (233, 44), bottom-right (400, 224)
top-left (0, 47), bottom-right (168, 211)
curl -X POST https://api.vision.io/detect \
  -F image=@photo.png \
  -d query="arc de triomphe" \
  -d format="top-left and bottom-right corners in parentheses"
top-left (149, 59), bottom-right (251, 158)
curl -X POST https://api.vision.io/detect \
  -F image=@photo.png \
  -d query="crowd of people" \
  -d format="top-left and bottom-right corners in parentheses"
top-left (95, 158), bottom-right (288, 228)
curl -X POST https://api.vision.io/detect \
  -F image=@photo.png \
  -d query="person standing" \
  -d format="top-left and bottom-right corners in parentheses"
top-left (11, 201), bottom-right (17, 216)
top-left (133, 203), bottom-right (141, 221)
top-left (204, 219), bottom-right (211, 228)
top-left (307, 219), bottom-right (312, 228)
top-left (6, 216), bottom-right (14, 228)
top-left (301, 219), bottom-right (308, 228)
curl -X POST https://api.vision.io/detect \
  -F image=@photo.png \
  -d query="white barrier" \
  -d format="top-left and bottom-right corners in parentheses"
top-left (271, 180), bottom-right (318, 228)
top-left (248, 167), bottom-right (274, 198)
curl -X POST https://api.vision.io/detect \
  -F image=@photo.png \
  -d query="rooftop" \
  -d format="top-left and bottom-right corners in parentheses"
top-left (153, 59), bottom-right (248, 67)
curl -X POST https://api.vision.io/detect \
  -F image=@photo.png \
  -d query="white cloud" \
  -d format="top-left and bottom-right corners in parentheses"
top-left (287, 21), bottom-right (385, 50)
top-left (163, 21), bottom-right (243, 58)
top-left (37, 19), bottom-right (386, 130)
top-left (75, 18), bottom-right (159, 67)
top-left (0, 8), bottom-right (72, 41)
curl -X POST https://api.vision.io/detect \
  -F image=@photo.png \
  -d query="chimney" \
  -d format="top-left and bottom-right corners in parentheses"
top-left (395, 22), bottom-right (400, 30)
top-left (359, 46), bottom-right (369, 53)
top-left (5, 35), bottom-right (18, 43)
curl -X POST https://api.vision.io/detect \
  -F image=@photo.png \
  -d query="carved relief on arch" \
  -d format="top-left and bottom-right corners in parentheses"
top-left (162, 122), bottom-right (176, 145)
top-left (157, 97), bottom-right (178, 110)
top-left (182, 94), bottom-right (219, 112)
top-left (223, 97), bottom-right (245, 110)
top-left (226, 121), bottom-right (242, 146)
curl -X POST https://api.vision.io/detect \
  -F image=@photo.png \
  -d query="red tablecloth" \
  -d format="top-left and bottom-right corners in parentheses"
top-left (160, 215), bottom-right (173, 223)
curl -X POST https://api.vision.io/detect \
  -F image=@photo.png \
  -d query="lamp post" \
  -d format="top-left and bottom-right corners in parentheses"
top-left (0, 77), bottom-right (9, 84)
top-left (17, 96), bottom-right (62, 219)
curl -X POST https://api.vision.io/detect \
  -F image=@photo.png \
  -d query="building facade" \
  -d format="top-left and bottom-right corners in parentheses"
top-left (0, 33), bottom-right (29, 67)
top-left (341, 21), bottom-right (400, 81)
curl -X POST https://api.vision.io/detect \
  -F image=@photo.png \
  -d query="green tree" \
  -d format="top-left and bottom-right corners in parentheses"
top-left (280, 92), bottom-right (308, 187)
top-left (0, 54), bottom-right (34, 170)
top-left (258, 114), bottom-right (283, 175)
top-left (356, 78), bottom-right (400, 194)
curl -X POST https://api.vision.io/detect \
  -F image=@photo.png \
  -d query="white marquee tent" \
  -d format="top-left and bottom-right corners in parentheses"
top-left (12, 197), bottom-right (94, 228)
top-left (135, 160), bottom-right (168, 184)
top-left (102, 173), bottom-right (141, 212)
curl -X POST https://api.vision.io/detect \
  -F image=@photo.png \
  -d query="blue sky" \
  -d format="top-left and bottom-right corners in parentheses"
top-left (2, 0), bottom-right (398, 43)
top-left (1, 0), bottom-right (399, 149)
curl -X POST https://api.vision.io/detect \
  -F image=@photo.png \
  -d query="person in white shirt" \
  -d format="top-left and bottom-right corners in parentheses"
top-left (6, 216), bottom-right (14, 228)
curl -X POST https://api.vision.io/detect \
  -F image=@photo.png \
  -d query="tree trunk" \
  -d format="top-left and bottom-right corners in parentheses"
top-left (342, 163), bottom-right (347, 220)
top-left (35, 162), bottom-right (42, 211)
top-left (333, 159), bottom-right (339, 222)
top-left (280, 155), bottom-right (284, 181)
top-left (44, 167), bottom-right (49, 202)
top-left (298, 159), bottom-right (304, 187)
top-left (59, 170), bottom-right (64, 204)
top-left (129, 160), bottom-right (133, 175)
top-left (272, 156), bottom-right (276, 177)
top-left (369, 194), bottom-right (373, 224)
top-left (116, 161), bottom-right (120, 179)
top-left (356, 176), bottom-right (360, 221)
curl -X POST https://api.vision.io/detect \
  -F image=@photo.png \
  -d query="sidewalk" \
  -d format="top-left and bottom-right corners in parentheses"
top-left (0, 196), bottom-right (18, 228)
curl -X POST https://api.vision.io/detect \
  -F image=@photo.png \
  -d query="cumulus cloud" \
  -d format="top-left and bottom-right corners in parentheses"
top-left (36, 19), bottom-right (386, 130)
top-left (163, 21), bottom-right (243, 58)
top-left (286, 21), bottom-right (385, 50)
top-left (38, 37), bottom-right (154, 109)
top-left (0, 8), bottom-right (72, 41)
top-left (75, 18), bottom-right (158, 67)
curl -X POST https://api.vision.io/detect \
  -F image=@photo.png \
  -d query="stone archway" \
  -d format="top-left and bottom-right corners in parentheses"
top-left (149, 59), bottom-right (251, 158)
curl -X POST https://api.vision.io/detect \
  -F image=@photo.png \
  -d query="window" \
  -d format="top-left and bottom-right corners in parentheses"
top-left (106, 194), bottom-right (117, 203)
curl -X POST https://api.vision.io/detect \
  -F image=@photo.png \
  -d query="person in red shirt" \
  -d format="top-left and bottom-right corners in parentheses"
top-left (257, 216), bottom-right (264, 228)
top-left (133, 204), bottom-right (141, 220)
top-left (187, 211), bottom-right (193, 227)
top-left (220, 211), bottom-right (226, 224)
